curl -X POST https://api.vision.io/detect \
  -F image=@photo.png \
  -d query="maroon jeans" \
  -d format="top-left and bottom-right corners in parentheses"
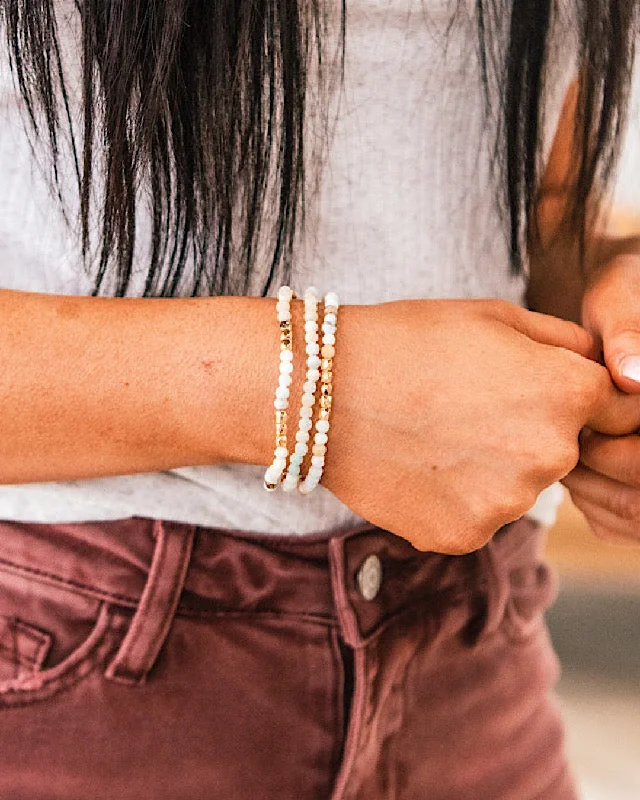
top-left (0, 516), bottom-right (577, 799)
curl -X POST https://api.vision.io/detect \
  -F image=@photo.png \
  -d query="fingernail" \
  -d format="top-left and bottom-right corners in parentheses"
top-left (619, 356), bottom-right (640, 382)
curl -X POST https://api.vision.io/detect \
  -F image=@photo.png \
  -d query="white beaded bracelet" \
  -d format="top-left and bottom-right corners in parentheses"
top-left (299, 291), bottom-right (339, 495)
top-left (281, 287), bottom-right (321, 492)
top-left (264, 285), bottom-right (295, 491)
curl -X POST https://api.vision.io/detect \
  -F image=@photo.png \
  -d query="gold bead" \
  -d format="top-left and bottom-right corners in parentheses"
top-left (321, 344), bottom-right (335, 359)
top-left (319, 409), bottom-right (330, 421)
top-left (320, 396), bottom-right (332, 409)
top-left (321, 384), bottom-right (332, 396)
top-left (321, 359), bottom-right (333, 372)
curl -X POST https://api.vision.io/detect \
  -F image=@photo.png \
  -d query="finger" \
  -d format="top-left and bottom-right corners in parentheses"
top-left (501, 305), bottom-right (599, 360)
top-left (579, 429), bottom-right (640, 487)
top-left (584, 363), bottom-right (640, 435)
top-left (566, 489), bottom-right (640, 547)
top-left (582, 254), bottom-right (640, 393)
top-left (562, 463), bottom-right (640, 527)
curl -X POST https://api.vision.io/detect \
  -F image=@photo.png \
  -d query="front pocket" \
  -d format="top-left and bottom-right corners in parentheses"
top-left (0, 613), bottom-right (51, 682)
top-left (0, 565), bottom-right (115, 707)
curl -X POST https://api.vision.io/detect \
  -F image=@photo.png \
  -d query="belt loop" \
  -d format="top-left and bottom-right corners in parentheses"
top-left (478, 538), bottom-right (510, 638)
top-left (106, 520), bottom-right (196, 686)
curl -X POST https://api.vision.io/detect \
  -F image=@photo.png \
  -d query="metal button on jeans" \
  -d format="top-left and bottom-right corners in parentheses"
top-left (357, 554), bottom-right (383, 601)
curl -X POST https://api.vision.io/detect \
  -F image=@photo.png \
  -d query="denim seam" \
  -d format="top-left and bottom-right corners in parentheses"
top-left (0, 557), bottom-right (139, 607)
top-left (0, 606), bottom-right (114, 708)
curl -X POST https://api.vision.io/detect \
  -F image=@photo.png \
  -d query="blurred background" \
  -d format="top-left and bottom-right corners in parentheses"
top-left (545, 66), bottom-right (640, 800)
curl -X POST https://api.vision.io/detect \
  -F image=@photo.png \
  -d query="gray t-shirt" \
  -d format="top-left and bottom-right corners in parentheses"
top-left (0, 0), bottom-right (577, 532)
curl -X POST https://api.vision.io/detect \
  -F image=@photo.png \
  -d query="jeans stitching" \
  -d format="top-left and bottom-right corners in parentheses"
top-left (0, 557), bottom-right (138, 606)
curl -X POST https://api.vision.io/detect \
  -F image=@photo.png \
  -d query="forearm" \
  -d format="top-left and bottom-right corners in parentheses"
top-left (0, 289), bottom-right (305, 484)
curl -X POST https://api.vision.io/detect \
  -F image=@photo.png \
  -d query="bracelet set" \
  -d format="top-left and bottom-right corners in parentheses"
top-left (263, 285), bottom-right (339, 495)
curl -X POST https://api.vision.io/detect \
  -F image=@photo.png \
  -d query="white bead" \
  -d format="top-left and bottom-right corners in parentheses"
top-left (295, 430), bottom-right (309, 442)
top-left (288, 463), bottom-right (301, 476)
top-left (324, 292), bottom-right (339, 308)
top-left (305, 332), bottom-right (318, 344)
top-left (282, 479), bottom-right (298, 493)
top-left (279, 373), bottom-right (292, 387)
top-left (279, 361), bottom-right (294, 374)
top-left (322, 333), bottom-right (335, 345)
top-left (300, 418), bottom-right (313, 431)
top-left (274, 398), bottom-right (288, 410)
top-left (321, 322), bottom-right (335, 335)
top-left (275, 386), bottom-right (290, 400)
top-left (311, 455), bottom-right (325, 467)
top-left (308, 369), bottom-right (320, 381)
top-left (307, 356), bottom-right (321, 369)
top-left (301, 393), bottom-right (315, 407)
top-left (306, 343), bottom-right (320, 356)
top-left (277, 311), bottom-right (291, 322)
top-left (314, 432), bottom-right (328, 445)
top-left (278, 286), bottom-right (293, 301)
top-left (294, 442), bottom-right (307, 456)
top-left (304, 320), bottom-right (317, 332)
top-left (316, 420), bottom-right (330, 433)
top-left (273, 456), bottom-right (287, 470)
top-left (300, 406), bottom-right (313, 418)
top-left (274, 446), bottom-right (288, 459)
top-left (303, 380), bottom-right (316, 394)
top-left (290, 452), bottom-right (304, 464)
top-left (280, 350), bottom-right (294, 362)
top-left (265, 466), bottom-right (280, 483)
top-left (324, 313), bottom-right (337, 326)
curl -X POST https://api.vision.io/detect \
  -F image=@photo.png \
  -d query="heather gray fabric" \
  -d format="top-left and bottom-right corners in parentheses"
top-left (0, 1), bottom-right (575, 532)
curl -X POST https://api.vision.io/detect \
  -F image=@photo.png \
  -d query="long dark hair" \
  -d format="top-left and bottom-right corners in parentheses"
top-left (0, 1), bottom-right (637, 297)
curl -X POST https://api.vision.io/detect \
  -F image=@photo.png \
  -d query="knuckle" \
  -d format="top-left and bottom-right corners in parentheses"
top-left (533, 439), bottom-right (580, 483)
top-left (488, 493), bottom-right (535, 531)
top-left (487, 298), bottom-right (514, 321)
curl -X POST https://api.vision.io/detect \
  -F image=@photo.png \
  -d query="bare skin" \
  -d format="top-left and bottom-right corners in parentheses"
top-left (2, 283), bottom-right (639, 554)
top-left (3, 81), bottom-right (640, 553)
top-left (528, 78), bottom-right (640, 547)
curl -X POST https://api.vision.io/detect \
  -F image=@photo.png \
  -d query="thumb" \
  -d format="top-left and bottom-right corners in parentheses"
top-left (603, 329), bottom-right (640, 393)
top-left (582, 255), bottom-right (640, 394)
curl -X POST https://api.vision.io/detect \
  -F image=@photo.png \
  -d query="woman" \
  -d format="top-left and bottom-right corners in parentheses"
top-left (0, 1), bottom-right (639, 797)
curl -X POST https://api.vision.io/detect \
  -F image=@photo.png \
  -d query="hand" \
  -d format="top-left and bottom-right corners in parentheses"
top-left (322, 299), bottom-right (640, 554)
top-left (563, 429), bottom-right (640, 546)
top-left (562, 252), bottom-right (640, 545)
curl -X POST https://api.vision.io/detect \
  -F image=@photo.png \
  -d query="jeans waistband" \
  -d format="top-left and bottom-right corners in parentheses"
top-left (0, 515), bottom-right (550, 642)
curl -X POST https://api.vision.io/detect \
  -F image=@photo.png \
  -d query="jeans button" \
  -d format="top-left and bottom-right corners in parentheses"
top-left (357, 554), bottom-right (383, 601)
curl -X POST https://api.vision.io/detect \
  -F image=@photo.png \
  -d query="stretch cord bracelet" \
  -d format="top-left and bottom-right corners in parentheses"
top-left (263, 286), bottom-right (295, 491)
top-left (282, 287), bottom-right (321, 492)
top-left (299, 291), bottom-right (339, 495)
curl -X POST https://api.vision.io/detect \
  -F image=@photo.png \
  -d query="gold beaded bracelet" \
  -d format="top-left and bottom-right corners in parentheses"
top-left (299, 291), bottom-right (339, 494)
